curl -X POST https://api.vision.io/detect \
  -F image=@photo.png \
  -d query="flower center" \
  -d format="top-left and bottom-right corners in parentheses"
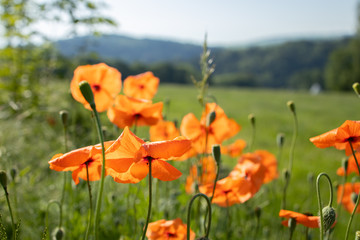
top-left (83, 158), bottom-right (95, 166)
top-left (166, 232), bottom-right (177, 238)
top-left (92, 84), bottom-right (101, 92)
top-left (139, 84), bottom-right (145, 89)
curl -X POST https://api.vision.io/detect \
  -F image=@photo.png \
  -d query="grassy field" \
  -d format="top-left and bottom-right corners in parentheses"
top-left (0, 82), bottom-right (359, 239)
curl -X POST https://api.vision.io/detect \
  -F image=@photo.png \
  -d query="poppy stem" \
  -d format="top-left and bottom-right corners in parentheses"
top-left (59, 111), bottom-right (69, 230)
top-left (316, 172), bottom-right (334, 240)
top-left (45, 200), bottom-right (61, 240)
top-left (85, 163), bottom-right (93, 240)
top-left (3, 186), bottom-right (16, 240)
top-left (141, 160), bottom-right (152, 240)
top-left (345, 141), bottom-right (360, 240)
top-left (187, 193), bottom-right (212, 239)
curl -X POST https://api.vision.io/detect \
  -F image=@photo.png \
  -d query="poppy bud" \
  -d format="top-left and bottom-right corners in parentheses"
top-left (353, 82), bottom-right (360, 97)
top-left (59, 110), bottom-right (69, 127)
top-left (288, 217), bottom-right (297, 232)
top-left (206, 111), bottom-right (216, 127)
top-left (276, 133), bottom-right (285, 148)
top-left (79, 81), bottom-right (95, 109)
top-left (351, 192), bottom-right (358, 204)
top-left (10, 168), bottom-right (17, 181)
top-left (287, 101), bottom-right (296, 115)
top-left (0, 170), bottom-right (7, 189)
top-left (342, 157), bottom-right (349, 173)
top-left (212, 144), bottom-right (221, 166)
top-left (321, 206), bottom-right (336, 232)
top-left (283, 169), bottom-right (290, 181)
top-left (254, 206), bottom-right (261, 219)
top-left (52, 227), bottom-right (64, 240)
top-left (248, 113), bottom-right (255, 126)
top-left (356, 231), bottom-right (360, 240)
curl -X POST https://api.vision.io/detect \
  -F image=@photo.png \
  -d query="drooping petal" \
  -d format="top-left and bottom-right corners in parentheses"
top-left (130, 159), bottom-right (149, 180)
top-left (143, 137), bottom-right (191, 160)
top-left (151, 160), bottom-right (182, 181)
top-left (49, 146), bottom-right (94, 171)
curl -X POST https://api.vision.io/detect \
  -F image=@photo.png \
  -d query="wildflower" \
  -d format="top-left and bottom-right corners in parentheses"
top-left (235, 150), bottom-right (278, 183)
top-left (279, 210), bottom-right (320, 228)
top-left (146, 218), bottom-right (195, 240)
top-left (310, 120), bottom-right (360, 155)
top-left (337, 154), bottom-right (360, 176)
top-left (107, 95), bottom-right (163, 128)
top-left (70, 63), bottom-right (121, 112)
top-left (105, 127), bottom-right (191, 183)
top-left (49, 141), bottom-right (114, 184)
top-left (185, 157), bottom-right (217, 194)
top-left (150, 120), bottom-right (179, 142)
top-left (221, 139), bottom-right (247, 157)
top-left (337, 183), bottom-right (360, 213)
top-left (180, 103), bottom-right (240, 153)
top-left (123, 71), bottom-right (159, 100)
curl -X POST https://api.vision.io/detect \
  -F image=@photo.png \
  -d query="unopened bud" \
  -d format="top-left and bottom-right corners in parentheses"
top-left (353, 82), bottom-right (360, 97)
top-left (351, 192), bottom-right (358, 204)
top-left (287, 101), bottom-right (296, 115)
top-left (254, 206), bottom-right (261, 219)
top-left (276, 133), bottom-right (285, 148)
top-left (321, 206), bottom-right (336, 232)
top-left (283, 169), bottom-right (290, 181)
top-left (10, 168), bottom-right (17, 181)
top-left (288, 217), bottom-right (297, 232)
top-left (79, 81), bottom-right (95, 109)
top-left (52, 227), bottom-right (64, 240)
top-left (342, 157), bottom-right (349, 173)
top-left (0, 170), bottom-right (7, 189)
top-left (356, 231), bottom-right (360, 240)
top-left (206, 111), bottom-right (216, 127)
top-left (248, 113), bottom-right (255, 126)
top-left (59, 110), bottom-right (69, 127)
top-left (212, 144), bottom-right (221, 166)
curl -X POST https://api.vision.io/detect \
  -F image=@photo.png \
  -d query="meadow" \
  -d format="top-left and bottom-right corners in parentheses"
top-left (0, 77), bottom-right (359, 239)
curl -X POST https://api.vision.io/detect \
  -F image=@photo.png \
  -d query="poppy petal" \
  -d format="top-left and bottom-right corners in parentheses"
top-left (143, 137), bottom-right (191, 160)
top-left (151, 160), bottom-right (182, 181)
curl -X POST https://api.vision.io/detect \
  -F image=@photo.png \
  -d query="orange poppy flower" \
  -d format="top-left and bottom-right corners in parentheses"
top-left (146, 218), bottom-right (195, 240)
top-left (123, 71), bottom-right (160, 100)
top-left (180, 103), bottom-right (241, 153)
top-left (107, 95), bottom-right (163, 129)
top-left (150, 120), bottom-right (180, 142)
top-left (185, 156), bottom-right (217, 194)
top-left (337, 183), bottom-right (360, 213)
top-left (310, 120), bottom-right (360, 155)
top-left (199, 175), bottom-right (251, 207)
top-left (49, 141), bottom-right (114, 184)
top-left (279, 210), bottom-right (319, 228)
top-left (105, 127), bottom-right (191, 183)
top-left (221, 139), bottom-right (247, 157)
top-left (236, 150), bottom-right (278, 183)
top-left (70, 63), bottom-right (121, 112)
top-left (336, 154), bottom-right (360, 176)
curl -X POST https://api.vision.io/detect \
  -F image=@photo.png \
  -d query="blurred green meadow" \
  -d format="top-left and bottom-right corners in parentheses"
top-left (0, 81), bottom-right (359, 239)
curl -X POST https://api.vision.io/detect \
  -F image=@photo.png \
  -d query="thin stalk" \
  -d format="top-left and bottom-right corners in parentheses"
top-left (345, 141), bottom-right (360, 240)
top-left (45, 200), bottom-right (61, 240)
top-left (187, 193), bottom-right (212, 240)
top-left (59, 123), bottom-right (68, 229)
top-left (92, 109), bottom-right (106, 240)
top-left (210, 160), bottom-right (220, 203)
top-left (316, 173), bottom-right (334, 240)
top-left (85, 163), bottom-right (93, 240)
top-left (4, 187), bottom-right (16, 240)
top-left (141, 160), bottom-right (152, 240)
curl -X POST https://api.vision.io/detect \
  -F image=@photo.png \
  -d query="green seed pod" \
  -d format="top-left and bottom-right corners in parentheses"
top-left (10, 168), bottom-right (17, 181)
top-left (79, 81), bottom-right (95, 109)
top-left (206, 111), bottom-right (216, 127)
top-left (322, 206), bottom-right (336, 232)
top-left (353, 82), bottom-right (360, 97)
top-left (212, 144), bottom-right (221, 166)
top-left (287, 101), bottom-right (296, 115)
top-left (0, 170), bottom-right (7, 189)
top-left (59, 110), bottom-right (69, 127)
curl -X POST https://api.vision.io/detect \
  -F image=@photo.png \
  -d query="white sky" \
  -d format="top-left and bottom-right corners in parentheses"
top-left (34, 0), bottom-right (360, 46)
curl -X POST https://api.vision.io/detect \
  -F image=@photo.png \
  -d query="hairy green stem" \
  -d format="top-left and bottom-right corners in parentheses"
top-left (316, 172), bottom-right (334, 240)
top-left (46, 200), bottom-right (61, 240)
top-left (141, 160), bottom-right (152, 240)
top-left (4, 187), bottom-right (16, 240)
top-left (345, 141), bottom-right (360, 240)
top-left (85, 163), bottom-right (93, 240)
top-left (187, 193), bottom-right (212, 239)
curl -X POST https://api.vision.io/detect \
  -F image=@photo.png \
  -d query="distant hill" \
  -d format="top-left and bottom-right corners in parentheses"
top-left (55, 34), bottom-right (203, 64)
top-left (55, 34), bottom-right (352, 89)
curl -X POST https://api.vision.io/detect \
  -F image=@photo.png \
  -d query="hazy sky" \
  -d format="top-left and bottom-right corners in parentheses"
top-left (39, 0), bottom-right (359, 46)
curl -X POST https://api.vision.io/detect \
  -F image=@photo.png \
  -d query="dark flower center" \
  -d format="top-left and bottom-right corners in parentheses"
top-left (92, 84), bottom-right (101, 92)
top-left (144, 156), bottom-right (154, 165)
top-left (83, 158), bottom-right (95, 166)
top-left (166, 232), bottom-right (177, 237)
top-left (139, 84), bottom-right (145, 89)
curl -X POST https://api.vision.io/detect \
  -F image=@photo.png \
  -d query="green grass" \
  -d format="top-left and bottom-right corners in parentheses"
top-left (0, 82), bottom-right (359, 239)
